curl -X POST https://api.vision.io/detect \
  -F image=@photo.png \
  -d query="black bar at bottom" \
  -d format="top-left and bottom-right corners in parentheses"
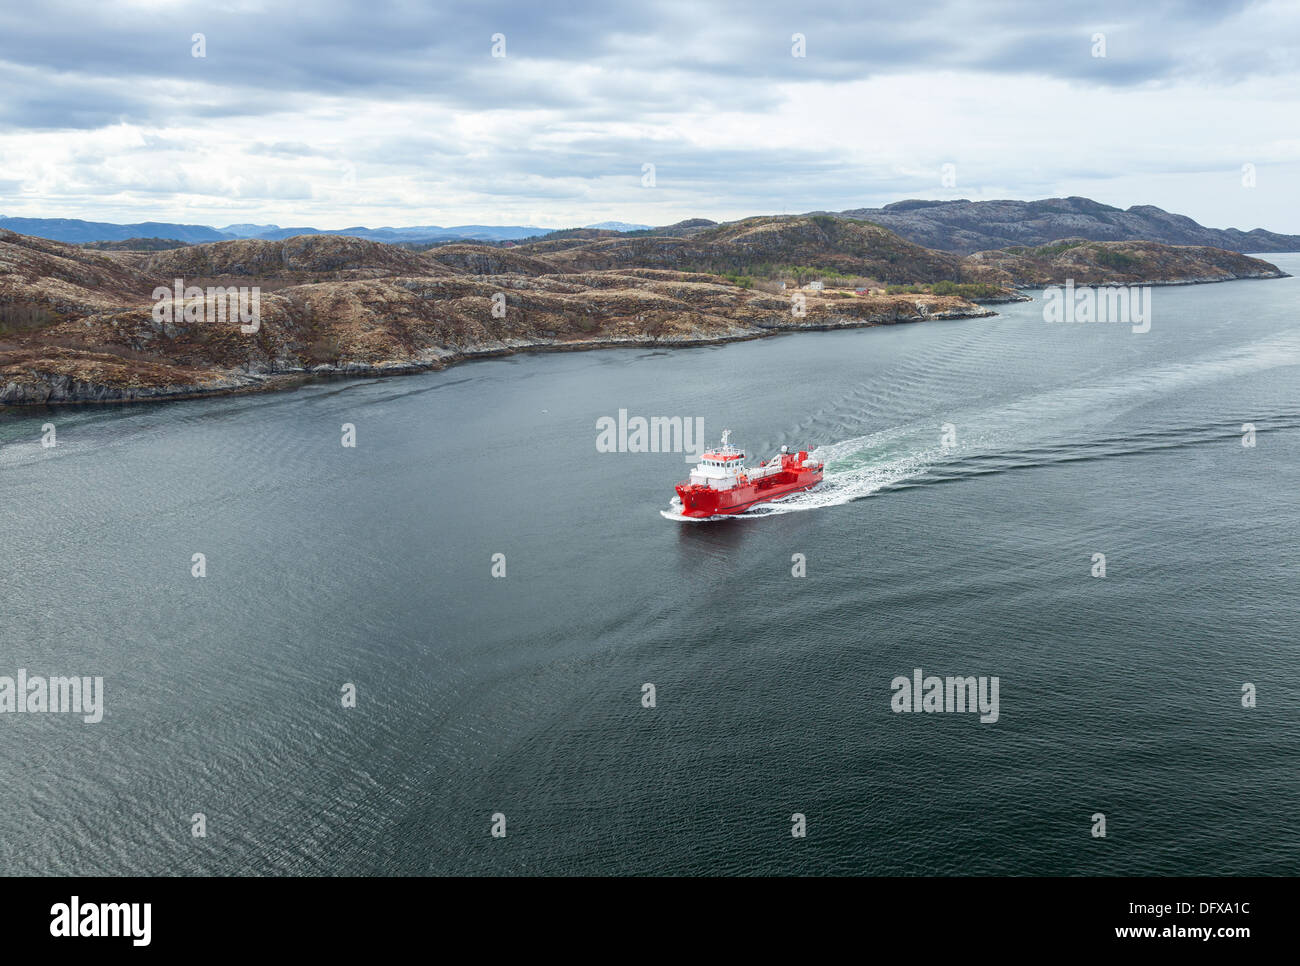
top-left (0, 875), bottom-right (1271, 952)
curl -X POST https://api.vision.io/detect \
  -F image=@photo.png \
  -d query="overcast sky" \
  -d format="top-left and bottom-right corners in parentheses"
top-left (1, 0), bottom-right (1297, 231)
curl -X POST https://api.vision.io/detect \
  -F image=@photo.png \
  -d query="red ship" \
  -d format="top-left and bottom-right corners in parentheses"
top-left (665, 430), bottom-right (824, 520)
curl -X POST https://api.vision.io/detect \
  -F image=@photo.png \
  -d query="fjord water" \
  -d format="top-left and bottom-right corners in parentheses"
top-left (2, 260), bottom-right (1298, 876)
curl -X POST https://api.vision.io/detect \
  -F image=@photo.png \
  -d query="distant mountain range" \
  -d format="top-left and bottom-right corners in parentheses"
top-left (2, 199), bottom-right (1294, 254)
top-left (0, 216), bottom-right (652, 245)
top-left (821, 197), bottom-right (1300, 254)
top-left (0, 217), bottom-right (231, 244)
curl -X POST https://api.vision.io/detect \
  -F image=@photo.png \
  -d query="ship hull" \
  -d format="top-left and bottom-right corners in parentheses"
top-left (673, 466), bottom-right (823, 518)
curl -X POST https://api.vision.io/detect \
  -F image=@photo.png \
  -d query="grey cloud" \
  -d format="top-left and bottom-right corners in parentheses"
top-left (2, 0), bottom-right (1295, 230)
top-left (0, 0), bottom-right (1286, 132)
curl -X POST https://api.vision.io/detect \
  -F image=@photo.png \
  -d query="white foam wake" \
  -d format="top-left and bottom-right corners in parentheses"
top-left (745, 428), bottom-right (942, 516)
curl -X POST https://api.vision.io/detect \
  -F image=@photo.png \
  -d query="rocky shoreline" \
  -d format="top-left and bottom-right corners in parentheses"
top-left (1, 302), bottom-right (994, 405)
top-left (1019, 270), bottom-right (1289, 289)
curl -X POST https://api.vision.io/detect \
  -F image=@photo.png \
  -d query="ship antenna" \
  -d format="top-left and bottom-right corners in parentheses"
top-left (721, 428), bottom-right (730, 446)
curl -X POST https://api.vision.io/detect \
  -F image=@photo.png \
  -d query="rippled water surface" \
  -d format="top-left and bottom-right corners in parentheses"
top-left (2, 259), bottom-right (1298, 874)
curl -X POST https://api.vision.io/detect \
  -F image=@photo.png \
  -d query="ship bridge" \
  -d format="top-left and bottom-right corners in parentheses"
top-left (689, 430), bottom-right (746, 489)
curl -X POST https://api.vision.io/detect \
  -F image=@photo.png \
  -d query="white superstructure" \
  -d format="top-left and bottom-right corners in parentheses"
top-left (687, 431), bottom-right (790, 490)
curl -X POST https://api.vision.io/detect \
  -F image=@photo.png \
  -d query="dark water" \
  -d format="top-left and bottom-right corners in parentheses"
top-left (2, 260), bottom-right (1298, 875)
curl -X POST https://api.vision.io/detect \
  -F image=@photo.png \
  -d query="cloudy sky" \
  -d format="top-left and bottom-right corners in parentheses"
top-left (1, 0), bottom-right (1297, 231)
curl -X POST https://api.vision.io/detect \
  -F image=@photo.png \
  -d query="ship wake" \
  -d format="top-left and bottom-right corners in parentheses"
top-left (731, 329), bottom-right (1300, 519)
